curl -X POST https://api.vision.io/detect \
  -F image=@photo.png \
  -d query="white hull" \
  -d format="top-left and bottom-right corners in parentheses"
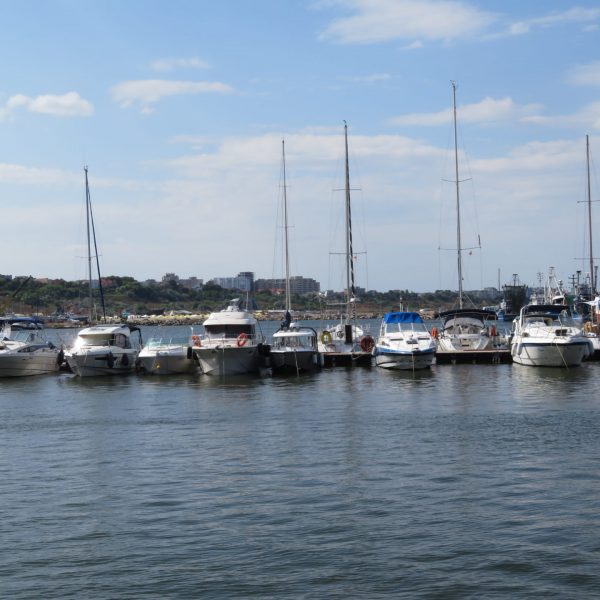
top-left (511, 339), bottom-right (591, 367)
top-left (437, 334), bottom-right (499, 352)
top-left (194, 346), bottom-right (260, 375)
top-left (374, 348), bottom-right (435, 370)
top-left (0, 349), bottom-right (60, 377)
top-left (66, 348), bottom-right (138, 376)
top-left (137, 348), bottom-right (197, 375)
top-left (270, 349), bottom-right (318, 373)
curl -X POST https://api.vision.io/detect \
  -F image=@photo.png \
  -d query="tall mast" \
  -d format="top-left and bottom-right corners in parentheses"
top-left (586, 134), bottom-right (595, 294)
top-left (452, 82), bottom-right (464, 309)
top-left (84, 166), bottom-right (93, 323)
top-left (344, 121), bottom-right (356, 319)
top-left (282, 139), bottom-right (291, 313)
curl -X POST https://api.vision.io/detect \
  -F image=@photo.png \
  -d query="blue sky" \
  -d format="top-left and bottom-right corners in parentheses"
top-left (2, 0), bottom-right (600, 293)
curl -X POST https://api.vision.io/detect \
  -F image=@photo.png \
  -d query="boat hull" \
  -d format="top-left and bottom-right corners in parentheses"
top-left (66, 348), bottom-right (138, 376)
top-left (374, 348), bottom-right (435, 370)
top-left (0, 349), bottom-right (60, 377)
top-left (270, 349), bottom-right (318, 374)
top-left (194, 346), bottom-right (260, 375)
top-left (137, 348), bottom-right (197, 375)
top-left (511, 339), bottom-right (591, 367)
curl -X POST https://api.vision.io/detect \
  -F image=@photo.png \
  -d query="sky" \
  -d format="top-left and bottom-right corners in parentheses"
top-left (2, 0), bottom-right (600, 294)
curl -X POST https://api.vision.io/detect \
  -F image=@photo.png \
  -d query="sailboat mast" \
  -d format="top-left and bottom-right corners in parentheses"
top-left (84, 166), bottom-right (93, 323)
top-left (452, 82), bottom-right (464, 309)
top-left (282, 139), bottom-right (291, 313)
top-left (344, 121), bottom-right (356, 318)
top-left (586, 134), bottom-right (595, 294)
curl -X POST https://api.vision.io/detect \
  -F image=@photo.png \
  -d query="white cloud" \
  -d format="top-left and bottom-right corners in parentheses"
top-left (496, 7), bottom-right (600, 39)
top-left (340, 73), bottom-right (392, 83)
top-left (522, 102), bottom-right (600, 130)
top-left (402, 40), bottom-right (423, 50)
top-left (567, 61), bottom-right (600, 86)
top-left (111, 79), bottom-right (235, 112)
top-left (151, 57), bottom-right (211, 71)
top-left (319, 0), bottom-right (496, 44)
top-left (390, 96), bottom-right (542, 127)
top-left (0, 91), bottom-right (93, 120)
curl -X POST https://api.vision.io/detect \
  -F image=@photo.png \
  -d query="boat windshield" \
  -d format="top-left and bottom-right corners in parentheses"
top-left (384, 322), bottom-right (428, 334)
top-left (146, 335), bottom-right (190, 348)
top-left (204, 324), bottom-right (254, 338)
top-left (77, 333), bottom-right (131, 348)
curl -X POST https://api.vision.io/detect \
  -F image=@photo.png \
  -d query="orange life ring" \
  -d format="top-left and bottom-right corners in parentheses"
top-left (237, 332), bottom-right (249, 347)
top-left (490, 325), bottom-right (497, 337)
top-left (192, 335), bottom-right (201, 347)
top-left (360, 335), bottom-right (375, 353)
top-left (431, 327), bottom-right (438, 339)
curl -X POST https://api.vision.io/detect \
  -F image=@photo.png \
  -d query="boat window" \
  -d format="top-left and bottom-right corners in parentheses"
top-left (204, 324), bottom-right (254, 338)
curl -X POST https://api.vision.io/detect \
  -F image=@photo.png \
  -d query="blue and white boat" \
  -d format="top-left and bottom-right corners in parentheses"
top-left (373, 312), bottom-right (436, 370)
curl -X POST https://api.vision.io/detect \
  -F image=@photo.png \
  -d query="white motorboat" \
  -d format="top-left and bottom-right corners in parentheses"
top-left (269, 140), bottom-right (319, 374)
top-left (317, 123), bottom-right (373, 366)
top-left (0, 317), bottom-right (62, 377)
top-left (193, 299), bottom-right (267, 375)
top-left (137, 330), bottom-right (199, 375)
top-left (435, 308), bottom-right (504, 352)
top-left (65, 324), bottom-right (143, 376)
top-left (510, 304), bottom-right (592, 367)
top-left (373, 312), bottom-right (436, 370)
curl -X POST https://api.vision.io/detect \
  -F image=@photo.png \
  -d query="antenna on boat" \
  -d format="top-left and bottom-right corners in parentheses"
top-left (451, 81), bottom-right (464, 309)
top-left (282, 139), bottom-right (291, 315)
top-left (344, 121), bottom-right (356, 320)
top-left (84, 166), bottom-right (107, 324)
top-left (587, 134), bottom-right (595, 294)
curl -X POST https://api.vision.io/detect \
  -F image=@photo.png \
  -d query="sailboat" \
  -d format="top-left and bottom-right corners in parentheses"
top-left (270, 140), bottom-right (319, 374)
top-left (64, 167), bottom-right (142, 376)
top-left (317, 122), bottom-right (374, 365)
top-left (435, 83), bottom-right (503, 353)
top-left (578, 135), bottom-right (600, 358)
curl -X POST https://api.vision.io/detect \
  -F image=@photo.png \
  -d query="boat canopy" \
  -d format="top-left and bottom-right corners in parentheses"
top-left (438, 308), bottom-right (497, 323)
top-left (383, 312), bottom-right (424, 324)
top-left (521, 304), bottom-right (569, 317)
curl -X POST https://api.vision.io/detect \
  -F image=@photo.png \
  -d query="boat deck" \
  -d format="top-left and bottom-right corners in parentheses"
top-left (435, 349), bottom-right (512, 365)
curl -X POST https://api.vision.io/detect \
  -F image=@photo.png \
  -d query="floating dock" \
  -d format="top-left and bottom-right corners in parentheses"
top-left (435, 349), bottom-right (512, 365)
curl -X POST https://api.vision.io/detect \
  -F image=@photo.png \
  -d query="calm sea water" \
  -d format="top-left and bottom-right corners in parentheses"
top-left (2, 323), bottom-right (600, 598)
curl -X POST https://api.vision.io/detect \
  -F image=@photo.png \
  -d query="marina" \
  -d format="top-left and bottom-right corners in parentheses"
top-left (3, 340), bottom-right (600, 598)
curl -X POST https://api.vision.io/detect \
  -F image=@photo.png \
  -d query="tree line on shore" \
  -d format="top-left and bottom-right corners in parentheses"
top-left (0, 275), bottom-right (501, 317)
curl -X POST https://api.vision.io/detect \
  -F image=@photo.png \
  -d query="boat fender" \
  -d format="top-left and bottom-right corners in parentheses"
top-left (490, 325), bottom-right (497, 337)
top-left (320, 331), bottom-right (332, 345)
top-left (56, 349), bottom-right (64, 366)
top-left (584, 321), bottom-right (593, 333)
top-left (360, 335), bottom-right (375, 353)
top-left (192, 335), bottom-right (201, 347)
top-left (121, 353), bottom-right (129, 367)
top-left (187, 346), bottom-right (193, 360)
top-left (107, 353), bottom-right (115, 368)
top-left (237, 332), bottom-right (249, 347)
top-left (431, 327), bottom-right (438, 339)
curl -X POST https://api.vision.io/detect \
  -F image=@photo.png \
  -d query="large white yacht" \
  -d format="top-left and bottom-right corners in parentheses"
top-left (65, 324), bottom-right (143, 376)
top-left (193, 299), bottom-right (267, 375)
top-left (0, 317), bottom-right (62, 377)
top-left (510, 304), bottom-right (592, 367)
